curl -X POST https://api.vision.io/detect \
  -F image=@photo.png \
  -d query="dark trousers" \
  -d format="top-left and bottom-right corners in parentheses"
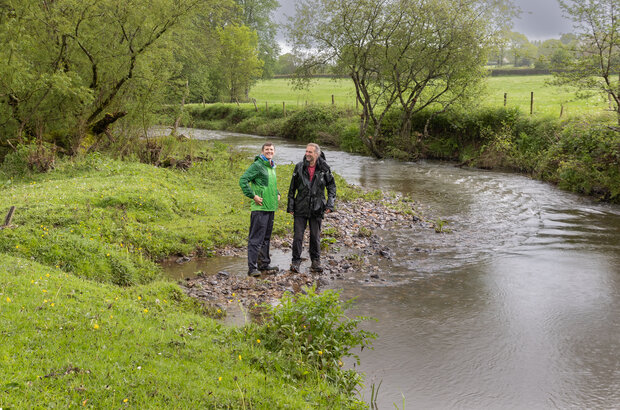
top-left (248, 211), bottom-right (274, 271)
top-left (292, 215), bottom-right (322, 263)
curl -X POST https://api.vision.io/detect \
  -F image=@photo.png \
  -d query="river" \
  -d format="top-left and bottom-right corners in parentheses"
top-left (165, 128), bottom-right (620, 409)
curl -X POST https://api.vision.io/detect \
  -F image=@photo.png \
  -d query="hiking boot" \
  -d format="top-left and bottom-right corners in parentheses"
top-left (310, 260), bottom-right (323, 273)
top-left (258, 265), bottom-right (279, 273)
top-left (247, 269), bottom-right (261, 277)
top-left (289, 261), bottom-right (301, 273)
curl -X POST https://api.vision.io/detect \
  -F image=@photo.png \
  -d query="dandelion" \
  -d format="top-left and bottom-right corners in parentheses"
top-left (256, 339), bottom-right (261, 344)
top-left (218, 376), bottom-right (222, 381)
top-left (93, 323), bottom-right (99, 329)
top-left (6, 297), bottom-right (11, 303)
top-left (42, 289), bottom-right (47, 293)
top-left (143, 309), bottom-right (148, 313)
top-left (45, 273), bottom-right (50, 277)
top-left (338, 361), bottom-right (343, 367)
top-left (137, 296), bottom-right (141, 300)
top-left (15, 245), bottom-right (19, 249)
top-left (238, 355), bottom-right (242, 360)
top-left (51, 303), bottom-right (55, 307)
top-left (217, 309), bottom-right (222, 314)
top-left (123, 398), bottom-right (128, 403)
top-left (318, 351), bottom-right (323, 355)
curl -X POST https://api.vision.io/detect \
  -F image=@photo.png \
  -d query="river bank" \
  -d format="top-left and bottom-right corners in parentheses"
top-left (171, 103), bottom-right (620, 203)
top-left (0, 140), bottom-right (383, 408)
top-left (179, 193), bottom-right (430, 310)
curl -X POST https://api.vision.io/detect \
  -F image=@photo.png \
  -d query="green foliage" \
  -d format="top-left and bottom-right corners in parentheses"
top-left (257, 286), bottom-right (375, 396)
top-left (281, 105), bottom-right (338, 141)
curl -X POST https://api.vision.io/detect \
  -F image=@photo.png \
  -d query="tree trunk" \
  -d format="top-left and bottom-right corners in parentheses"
top-left (173, 80), bottom-right (189, 134)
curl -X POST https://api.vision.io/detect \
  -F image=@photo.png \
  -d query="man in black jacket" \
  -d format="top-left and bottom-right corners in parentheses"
top-left (287, 143), bottom-right (336, 273)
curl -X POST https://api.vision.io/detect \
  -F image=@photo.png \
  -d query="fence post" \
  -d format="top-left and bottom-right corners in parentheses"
top-left (283, 101), bottom-right (286, 117)
top-left (560, 104), bottom-right (564, 118)
top-left (530, 91), bottom-right (534, 115)
top-left (265, 101), bottom-right (268, 114)
top-left (504, 93), bottom-right (507, 107)
top-left (332, 94), bottom-right (335, 105)
top-left (252, 98), bottom-right (258, 112)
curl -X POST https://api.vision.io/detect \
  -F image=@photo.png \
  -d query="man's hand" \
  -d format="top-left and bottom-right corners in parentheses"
top-left (253, 195), bottom-right (263, 206)
top-left (278, 194), bottom-right (281, 201)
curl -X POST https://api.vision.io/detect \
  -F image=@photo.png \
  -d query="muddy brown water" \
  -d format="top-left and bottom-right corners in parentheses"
top-left (163, 128), bottom-right (620, 409)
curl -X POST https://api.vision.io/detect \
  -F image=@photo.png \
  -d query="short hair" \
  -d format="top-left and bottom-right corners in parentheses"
top-left (307, 143), bottom-right (320, 155)
top-left (261, 142), bottom-right (274, 151)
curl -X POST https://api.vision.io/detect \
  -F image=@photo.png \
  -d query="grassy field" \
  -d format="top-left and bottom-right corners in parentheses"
top-left (0, 140), bottom-right (373, 408)
top-left (249, 76), bottom-right (610, 118)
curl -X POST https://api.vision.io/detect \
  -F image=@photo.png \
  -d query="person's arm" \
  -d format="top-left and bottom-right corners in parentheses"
top-left (239, 162), bottom-right (262, 204)
top-left (325, 170), bottom-right (336, 212)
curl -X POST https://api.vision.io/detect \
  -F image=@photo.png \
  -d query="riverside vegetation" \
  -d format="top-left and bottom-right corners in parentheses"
top-left (0, 139), bottom-right (379, 408)
top-left (171, 97), bottom-right (619, 203)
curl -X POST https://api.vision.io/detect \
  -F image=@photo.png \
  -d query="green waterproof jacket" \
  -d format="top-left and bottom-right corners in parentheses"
top-left (239, 155), bottom-right (279, 212)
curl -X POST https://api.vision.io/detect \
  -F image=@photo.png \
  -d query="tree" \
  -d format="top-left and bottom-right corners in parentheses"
top-left (235, 0), bottom-right (280, 78)
top-left (288, 0), bottom-right (516, 157)
top-left (557, 0), bottom-right (620, 124)
top-left (0, 0), bottom-right (226, 153)
top-left (217, 24), bottom-right (264, 102)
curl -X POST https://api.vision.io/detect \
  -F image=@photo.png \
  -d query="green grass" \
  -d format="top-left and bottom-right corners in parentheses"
top-left (246, 76), bottom-right (610, 118)
top-left (0, 141), bottom-right (373, 408)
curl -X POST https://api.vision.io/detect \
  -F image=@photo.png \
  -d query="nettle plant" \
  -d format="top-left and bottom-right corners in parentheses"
top-left (259, 286), bottom-right (375, 394)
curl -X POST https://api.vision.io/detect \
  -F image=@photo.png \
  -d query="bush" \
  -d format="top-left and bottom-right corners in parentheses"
top-left (258, 286), bottom-right (375, 394)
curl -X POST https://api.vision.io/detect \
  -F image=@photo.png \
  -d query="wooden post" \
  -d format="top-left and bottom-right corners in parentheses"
top-left (283, 101), bottom-right (286, 117)
top-left (265, 101), bottom-right (268, 114)
top-left (252, 98), bottom-right (258, 112)
top-left (2, 206), bottom-right (15, 227)
top-left (332, 94), bottom-right (335, 105)
top-left (560, 104), bottom-right (564, 118)
top-left (504, 93), bottom-right (507, 107)
top-left (530, 91), bottom-right (534, 115)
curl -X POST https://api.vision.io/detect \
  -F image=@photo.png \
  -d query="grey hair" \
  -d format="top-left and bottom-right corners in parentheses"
top-left (307, 143), bottom-right (321, 155)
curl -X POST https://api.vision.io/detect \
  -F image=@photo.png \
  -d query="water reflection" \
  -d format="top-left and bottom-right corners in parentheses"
top-left (164, 128), bottom-right (620, 408)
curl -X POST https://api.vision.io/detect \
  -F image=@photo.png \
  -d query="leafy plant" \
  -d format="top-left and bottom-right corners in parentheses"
top-left (258, 285), bottom-right (375, 394)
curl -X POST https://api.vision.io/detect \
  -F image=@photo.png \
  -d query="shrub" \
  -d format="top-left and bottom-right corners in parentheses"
top-left (258, 286), bottom-right (375, 394)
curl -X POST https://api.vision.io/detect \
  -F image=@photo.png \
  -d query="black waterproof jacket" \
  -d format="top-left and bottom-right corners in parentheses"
top-left (287, 152), bottom-right (336, 218)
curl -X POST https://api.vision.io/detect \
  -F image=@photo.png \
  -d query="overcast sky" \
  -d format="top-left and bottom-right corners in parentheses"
top-left (274, 0), bottom-right (575, 45)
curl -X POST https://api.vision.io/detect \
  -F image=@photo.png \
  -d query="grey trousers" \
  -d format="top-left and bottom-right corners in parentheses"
top-left (292, 215), bottom-right (322, 263)
top-left (247, 211), bottom-right (274, 271)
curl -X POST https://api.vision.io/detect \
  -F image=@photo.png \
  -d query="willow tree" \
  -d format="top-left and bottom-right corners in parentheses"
top-left (0, 0), bottom-right (227, 154)
top-left (557, 0), bottom-right (620, 125)
top-left (288, 0), bottom-right (515, 157)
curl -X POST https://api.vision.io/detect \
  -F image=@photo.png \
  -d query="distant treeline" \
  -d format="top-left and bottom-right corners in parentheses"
top-left (272, 69), bottom-right (554, 79)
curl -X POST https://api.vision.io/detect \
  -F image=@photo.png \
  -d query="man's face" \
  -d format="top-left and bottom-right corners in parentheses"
top-left (262, 145), bottom-right (275, 160)
top-left (305, 145), bottom-right (318, 164)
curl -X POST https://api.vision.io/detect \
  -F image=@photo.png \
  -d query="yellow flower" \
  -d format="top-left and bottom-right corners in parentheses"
top-left (238, 355), bottom-right (242, 360)
top-left (45, 273), bottom-right (50, 277)
top-left (338, 361), bottom-right (343, 367)
top-left (15, 245), bottom-right (19, 249)
top-left (217, 309), bottom-right (222, 314)
top-left (318, 351), bottom-right (323, 355)
top-left (51, 303), bottom-right (55, 307)
top-left (232, 293), bottom-right (235, 297)
top-left (218, 377), bottom-right (222, 381)
top-left (6, 297), bottom-right (11, 303)
top-left (137, 296), bottom-right (141, 300)
top-left (143, 309), bottom-right (148, 313)
top-left (123, 398), bottom-right (128, 403)
top-left (93, 323), bottom-right (99, 329)
top-left (42, 289), bottom-right (47, 293)
top-left (256, 339), bottom-right (261, 344)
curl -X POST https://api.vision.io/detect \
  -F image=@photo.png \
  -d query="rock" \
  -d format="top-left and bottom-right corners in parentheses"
top-left (370, 274), bottom-right (379, 279)
top-left (176, 256), bottom-right (191, 264)
top-left (217, 271), bottom-right (230, 278)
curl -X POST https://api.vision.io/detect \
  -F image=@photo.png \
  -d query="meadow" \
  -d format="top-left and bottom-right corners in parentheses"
top-left (0, 140), bottom-right (375, 408)
top-left (249, 76), bottom-right (609, 118)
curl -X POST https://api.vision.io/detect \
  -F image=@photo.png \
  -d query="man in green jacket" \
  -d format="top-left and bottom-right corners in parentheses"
top-left (239, 142), bottom-right (280, 277)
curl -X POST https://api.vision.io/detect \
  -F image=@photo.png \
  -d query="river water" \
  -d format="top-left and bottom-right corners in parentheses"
top-left (166, 128), bottom-right (620, 409)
